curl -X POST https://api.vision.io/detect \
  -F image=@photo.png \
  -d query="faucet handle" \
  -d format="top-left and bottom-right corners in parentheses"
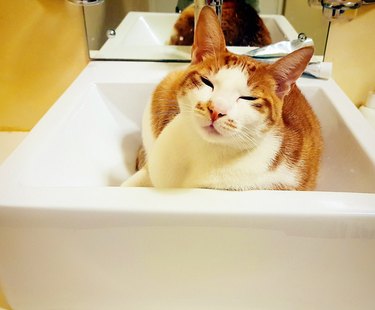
top-left (308, 0), bottom-right (364, 21)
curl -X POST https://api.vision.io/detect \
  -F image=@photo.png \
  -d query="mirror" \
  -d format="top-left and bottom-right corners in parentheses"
top-left (84, 0), bottom-right (329, 61)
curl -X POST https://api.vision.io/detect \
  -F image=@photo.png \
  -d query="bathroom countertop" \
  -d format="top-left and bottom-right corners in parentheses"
top-left (0, 130), bottom-right (27, 310)
top-left (0, 132), bottom-right (28, 165)
top-left (0, 132), bottom-right (27, 309)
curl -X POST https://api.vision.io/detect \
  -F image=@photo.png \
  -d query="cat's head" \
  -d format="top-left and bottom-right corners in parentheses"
top-left (177, 6), bottom-right (313, 149)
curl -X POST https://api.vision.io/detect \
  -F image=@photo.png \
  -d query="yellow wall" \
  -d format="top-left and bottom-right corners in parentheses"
top-left (0, 289), bottom-right (11, 310)
top-left (0, 0), bottom-right (88, 308)
top-left (0, 0), bottom-right (89, 131)
top-left (325, 5), bottom-right (375, 106)
top-left (284, 0), bottom-right (329, 55)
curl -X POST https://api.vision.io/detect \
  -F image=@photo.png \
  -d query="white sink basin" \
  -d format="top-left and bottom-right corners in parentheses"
top-left (96, 12), bottom-right (299, 60)
top-left (1, 61), bottom-right (375, 309)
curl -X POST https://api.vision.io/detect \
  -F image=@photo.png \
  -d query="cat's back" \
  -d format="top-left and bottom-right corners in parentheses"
top-left (150, 70), bottom-right (183, 138)
top-left (279, 85), bottom-right (323, 189)
top-left (283, 85), bottom-right (321, 142)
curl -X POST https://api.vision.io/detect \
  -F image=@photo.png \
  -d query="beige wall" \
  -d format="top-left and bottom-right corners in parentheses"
top-left (325, 5), bottom-right (375, 106)
top-left (284, 0), bottom-right (330, 55)
top-left (0, 0), bottom-right (89, 131)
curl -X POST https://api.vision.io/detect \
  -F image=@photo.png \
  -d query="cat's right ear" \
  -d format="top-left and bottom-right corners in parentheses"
top-left (270, 47), bottom-right (314, 98)
top-left (191, 6), bottom-right (226, 64)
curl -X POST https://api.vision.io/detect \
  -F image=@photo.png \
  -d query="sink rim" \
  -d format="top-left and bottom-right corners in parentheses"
top-left (0, 61), bottom-right (374, 213)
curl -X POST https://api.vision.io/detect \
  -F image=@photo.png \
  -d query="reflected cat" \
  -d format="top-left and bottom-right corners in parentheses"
top-left (170, 0), bottom-right (272, 47)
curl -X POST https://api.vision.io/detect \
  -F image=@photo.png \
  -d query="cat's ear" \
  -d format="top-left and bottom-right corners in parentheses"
top-left (191, 6), bottom-right (226, 64)
top-left (270, 47), bottom-right (314, 98)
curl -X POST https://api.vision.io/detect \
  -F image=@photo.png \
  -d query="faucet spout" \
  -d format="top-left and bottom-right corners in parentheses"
top-left (194, 0), bottom-right (223, 28)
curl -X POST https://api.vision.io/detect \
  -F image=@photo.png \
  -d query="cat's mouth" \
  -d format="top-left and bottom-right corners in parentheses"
top-left (203, 124), bottom-right (221, 136)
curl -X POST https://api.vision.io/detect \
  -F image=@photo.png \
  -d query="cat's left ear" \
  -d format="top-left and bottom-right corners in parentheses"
top-left (270, 47), bottom-right (314, 98)
top-left (191, 6), bottom-right (226, 64)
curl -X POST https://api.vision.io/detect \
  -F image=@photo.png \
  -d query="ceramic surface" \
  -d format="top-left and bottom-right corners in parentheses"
top-left (0, 61), bottom-right (375, 309)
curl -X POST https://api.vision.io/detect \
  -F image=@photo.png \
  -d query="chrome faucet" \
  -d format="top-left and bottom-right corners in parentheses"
top-left (194, 0), bottom-right (224, 27)
top-left (309, 0), bottom-right (375, 20)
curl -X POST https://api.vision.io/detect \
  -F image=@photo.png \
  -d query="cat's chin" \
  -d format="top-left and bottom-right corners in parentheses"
top-left (204, 124), bottom-right (221, 136)
top-left (198, 124), bottom-right (230, 143)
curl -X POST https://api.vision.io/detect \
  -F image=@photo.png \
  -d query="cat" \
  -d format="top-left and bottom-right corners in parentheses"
top-left (170, 0), bottom-right (272, 47)
top-left (122, 6), bottom-right (323, 190)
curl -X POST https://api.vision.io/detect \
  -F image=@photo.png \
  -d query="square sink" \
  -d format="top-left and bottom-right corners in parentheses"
top-left (0, 61), bottom-right (375, 309)
top-left (7, 82), bottom-right (375, 192)
top-left (96, 12), bottom-right (298, 60)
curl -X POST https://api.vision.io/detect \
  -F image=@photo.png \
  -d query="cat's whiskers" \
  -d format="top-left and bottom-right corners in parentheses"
top-left (233, 134), bottom-right (257, 150)
top-left (231, 135), bottom-right (249, 149)
top-left (238, 129), bottom-right (260, 147)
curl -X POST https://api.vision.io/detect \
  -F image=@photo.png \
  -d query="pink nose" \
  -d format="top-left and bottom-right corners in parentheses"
top-left (207, 105), bottom-right (226, 122)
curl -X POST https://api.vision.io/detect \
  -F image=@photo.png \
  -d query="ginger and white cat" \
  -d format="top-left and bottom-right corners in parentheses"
top-left (122, 6), bottom-right (322, 190)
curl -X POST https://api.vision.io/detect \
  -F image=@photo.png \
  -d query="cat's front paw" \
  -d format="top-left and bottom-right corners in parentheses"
top-left (120, 167), bottom-right (152, 187)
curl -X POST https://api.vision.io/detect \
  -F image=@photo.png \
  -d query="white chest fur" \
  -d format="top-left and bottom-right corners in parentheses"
top-left (145, 114), bottom-right (299, 190)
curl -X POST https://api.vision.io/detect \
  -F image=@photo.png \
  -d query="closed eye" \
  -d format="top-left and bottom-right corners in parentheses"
top-left (252, 103), bottom-right (263, 108)
top-left (239, 96), bottom-right (258, 101)
top-left (239, 96), bottom-right (263, 108)
top-left (201, 76), bottom-right (214, 89)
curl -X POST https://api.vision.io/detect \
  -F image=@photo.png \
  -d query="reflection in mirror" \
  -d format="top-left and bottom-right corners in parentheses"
top-left (84, 0), bottom-right (329, 61)
top-left (169, 1), bottom-right (272, 47)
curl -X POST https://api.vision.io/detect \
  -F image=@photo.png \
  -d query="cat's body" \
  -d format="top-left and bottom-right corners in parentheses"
top-left (123, 6), bottom-right (322, 191)
top-left (142, 105), bottom-right (299, 190)
top-left (170, 1), bottom-right (272, 47)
